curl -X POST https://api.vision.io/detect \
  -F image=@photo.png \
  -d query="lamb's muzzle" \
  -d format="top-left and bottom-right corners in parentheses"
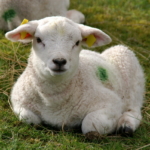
top-left (52, 58), bottom-right (67, 73)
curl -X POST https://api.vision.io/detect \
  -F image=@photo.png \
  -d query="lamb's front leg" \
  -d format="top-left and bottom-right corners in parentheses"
top-left (117, 108), bottom-right (142, 137)
top-left (13, 106), bottom-right (41, 124)
top-left (82, 109), bottom-right (122, 137)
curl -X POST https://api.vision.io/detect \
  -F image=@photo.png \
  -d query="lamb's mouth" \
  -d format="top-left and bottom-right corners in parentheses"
top-left (51, 68), bottom-right (67, 74)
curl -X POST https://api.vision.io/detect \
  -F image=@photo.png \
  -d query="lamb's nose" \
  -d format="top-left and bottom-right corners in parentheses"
top-left (53, 58), bottom-right (67, 67)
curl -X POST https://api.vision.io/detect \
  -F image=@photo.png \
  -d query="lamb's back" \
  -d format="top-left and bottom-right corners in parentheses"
top-left (79, 49), bottom-right (123, 96)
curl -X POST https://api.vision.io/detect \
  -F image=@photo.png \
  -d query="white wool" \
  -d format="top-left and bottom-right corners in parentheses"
top-left (5, 17), bottom-right (145, 135)
top-left (0, 0), bottom-right (85, 31)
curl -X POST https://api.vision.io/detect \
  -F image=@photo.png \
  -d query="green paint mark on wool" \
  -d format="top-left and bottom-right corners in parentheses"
top-left (97, 67), bottom-right (108, 81)
top-left (2, 9), bottom-right (16, 22)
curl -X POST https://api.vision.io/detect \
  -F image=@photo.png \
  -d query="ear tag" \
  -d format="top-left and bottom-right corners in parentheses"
top-left (20, 19), bottom-right (31, 39)
top-left (20, 19), bottom-right (29, 25)
top-left (84, 34), bottom-right (96, 47)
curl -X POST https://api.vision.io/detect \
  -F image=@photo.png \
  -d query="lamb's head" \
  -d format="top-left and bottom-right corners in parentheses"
top-left (5, 17), bottom-right (111, 80)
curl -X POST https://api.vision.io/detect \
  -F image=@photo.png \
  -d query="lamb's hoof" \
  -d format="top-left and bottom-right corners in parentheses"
top-left (85, 131), bottom-right (102, 140)
top-left (118, 126), bottom-right (133, 137)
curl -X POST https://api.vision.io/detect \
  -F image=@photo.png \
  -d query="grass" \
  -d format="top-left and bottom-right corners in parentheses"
top-left (0, 0), bottom-right (150, 149)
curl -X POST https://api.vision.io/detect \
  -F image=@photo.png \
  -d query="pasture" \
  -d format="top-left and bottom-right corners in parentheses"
top-left (0, 0), bottom-right (150, 149)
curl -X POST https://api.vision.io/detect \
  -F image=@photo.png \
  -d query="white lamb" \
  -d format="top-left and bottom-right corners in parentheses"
top-left (5, 16), bottom-right (145, 137)
top-left (0, 0), bottom-right (85, 31)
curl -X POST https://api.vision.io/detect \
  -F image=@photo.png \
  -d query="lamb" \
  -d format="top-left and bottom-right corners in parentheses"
top-left (5, 16), bottom-right (145, 137)
top-left (0, 0), bottom-right (85, 31)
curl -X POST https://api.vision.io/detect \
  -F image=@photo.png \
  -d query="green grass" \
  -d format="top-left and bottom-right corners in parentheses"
top-left (0, 0), bottom-right (150, 149)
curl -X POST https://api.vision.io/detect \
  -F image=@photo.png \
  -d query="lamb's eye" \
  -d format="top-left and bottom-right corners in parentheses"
top-left (36, 37), bottom-right (42, 43)
top-left (75, 40), bottom-right (80, 46)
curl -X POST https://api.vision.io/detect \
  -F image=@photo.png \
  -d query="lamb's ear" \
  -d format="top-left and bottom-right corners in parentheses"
top-left (78, 24), bottom-right (112, 47)
top-left (5, 20), bottom-right (39, 43)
